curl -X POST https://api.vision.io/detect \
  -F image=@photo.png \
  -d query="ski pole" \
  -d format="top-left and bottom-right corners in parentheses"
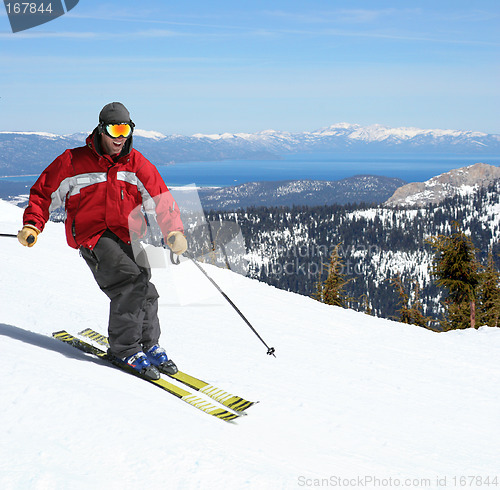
top-left (169, 247), bottom-right (276, 357)
top-left (0, 233), bottom-right (35, 244)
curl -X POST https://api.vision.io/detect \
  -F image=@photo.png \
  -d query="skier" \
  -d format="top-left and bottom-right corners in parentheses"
top-left (17, 102), bottom-right (187, 380)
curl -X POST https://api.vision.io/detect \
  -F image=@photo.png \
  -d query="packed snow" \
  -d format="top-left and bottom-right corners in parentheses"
top-left (1, 198), bottom-right (500, 489)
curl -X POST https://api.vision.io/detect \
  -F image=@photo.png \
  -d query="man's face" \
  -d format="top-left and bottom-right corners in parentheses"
top-left (100, 132), bottom-right (127, 156)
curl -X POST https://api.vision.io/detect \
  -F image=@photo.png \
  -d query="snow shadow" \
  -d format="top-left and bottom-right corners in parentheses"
top-left (0, 323), bottom-right (103, 364)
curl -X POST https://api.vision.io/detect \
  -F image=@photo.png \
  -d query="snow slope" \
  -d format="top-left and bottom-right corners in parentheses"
top-left (1, 199), bottom-right (500, 489)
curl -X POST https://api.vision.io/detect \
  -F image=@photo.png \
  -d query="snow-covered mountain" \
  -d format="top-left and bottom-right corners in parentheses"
top-left (1, 198), bottom-right (500, 488)
top-left (199, 175), bottom-right (406, 209)
top-left (1, 123), bottom-right (499, 176)
top-left (192, 122), bottom-right (499, 151)
top-left (385, 162), bottom-right (500, 207)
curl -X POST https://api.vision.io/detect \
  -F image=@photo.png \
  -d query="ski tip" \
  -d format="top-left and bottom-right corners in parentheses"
top-left (217, 410), bottom-right (242, 421)
top-left (231, 399), bottom-right (259, 413)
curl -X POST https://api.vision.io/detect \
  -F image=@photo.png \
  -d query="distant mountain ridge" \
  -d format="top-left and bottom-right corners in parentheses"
top-left (385, 162), bottom-right (500, 207)
top-left (1, 122), bottom-right (499, 176)
top-left (198, 175), bottom-right (406, 210)
top-left (191, 122), bottom-right (498, 152)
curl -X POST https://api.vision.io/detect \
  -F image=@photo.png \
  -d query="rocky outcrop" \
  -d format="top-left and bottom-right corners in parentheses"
top-left (385, 163), bottom-right (500, 207)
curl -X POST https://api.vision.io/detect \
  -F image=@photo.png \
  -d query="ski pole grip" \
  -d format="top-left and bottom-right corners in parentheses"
top-left (27, 235), bottom-right (35, 245)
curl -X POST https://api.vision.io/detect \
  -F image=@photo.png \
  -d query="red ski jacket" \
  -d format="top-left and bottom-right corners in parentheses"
top-left (23, 130), bottom-right (183, 250)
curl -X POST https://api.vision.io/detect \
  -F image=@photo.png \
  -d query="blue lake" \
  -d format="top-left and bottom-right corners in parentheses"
top-left (1, 152), bottom-right (499, 189)
top-left (157, 152), bottom-right (500, 187)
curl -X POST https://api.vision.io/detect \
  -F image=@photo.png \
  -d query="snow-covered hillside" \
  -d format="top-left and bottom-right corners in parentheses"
top-left (1, 198), bottom-right (500, 489)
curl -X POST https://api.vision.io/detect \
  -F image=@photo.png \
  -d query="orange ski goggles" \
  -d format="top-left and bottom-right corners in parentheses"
top-left (104, 123), bottom-right (133, 139)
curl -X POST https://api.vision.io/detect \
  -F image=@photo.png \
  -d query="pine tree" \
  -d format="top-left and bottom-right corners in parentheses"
top-left (426, 223), bottom-right (481, 330)
top-left (390, 275), bottom-right (411, 323)
top-left (358, 294), bottom-right (373, 316)
top-left (478, 251), bottom-right (500, 328)
top-left (311, 279), bottom-right (324, 303)
top-left (390, 276), bottom-right (429, 327)
top-left (316, 244), bottom-right (351, 308)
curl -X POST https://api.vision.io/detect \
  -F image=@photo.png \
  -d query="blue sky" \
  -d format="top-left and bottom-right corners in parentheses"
top-left (1, 0), bottom-right (499, 135)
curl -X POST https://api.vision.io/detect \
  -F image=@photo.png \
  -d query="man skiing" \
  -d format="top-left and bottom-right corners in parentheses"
top-left (17, 102), bottom-right (187, 380)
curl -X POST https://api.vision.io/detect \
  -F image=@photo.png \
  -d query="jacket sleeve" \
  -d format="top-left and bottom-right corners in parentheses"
top-left (135, 158), bottom-right (184, 236)
top-left (23, 150), bottom-right (73, 232)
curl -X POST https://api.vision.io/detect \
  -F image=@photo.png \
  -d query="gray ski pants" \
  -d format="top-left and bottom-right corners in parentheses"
top-left (80, 231), bottom-right (161, 359)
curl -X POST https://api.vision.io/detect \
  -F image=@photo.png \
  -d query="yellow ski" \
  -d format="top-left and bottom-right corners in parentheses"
top-left (78, 327), bottom-right (256, 412)
top-left (53, 330), bottom-right (240, 422)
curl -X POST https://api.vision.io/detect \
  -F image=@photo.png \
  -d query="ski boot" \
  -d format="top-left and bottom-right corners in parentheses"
top-left (145, 345), bottom-right (178, 375)
top-left (121, 351), bottom-right (160, 380)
